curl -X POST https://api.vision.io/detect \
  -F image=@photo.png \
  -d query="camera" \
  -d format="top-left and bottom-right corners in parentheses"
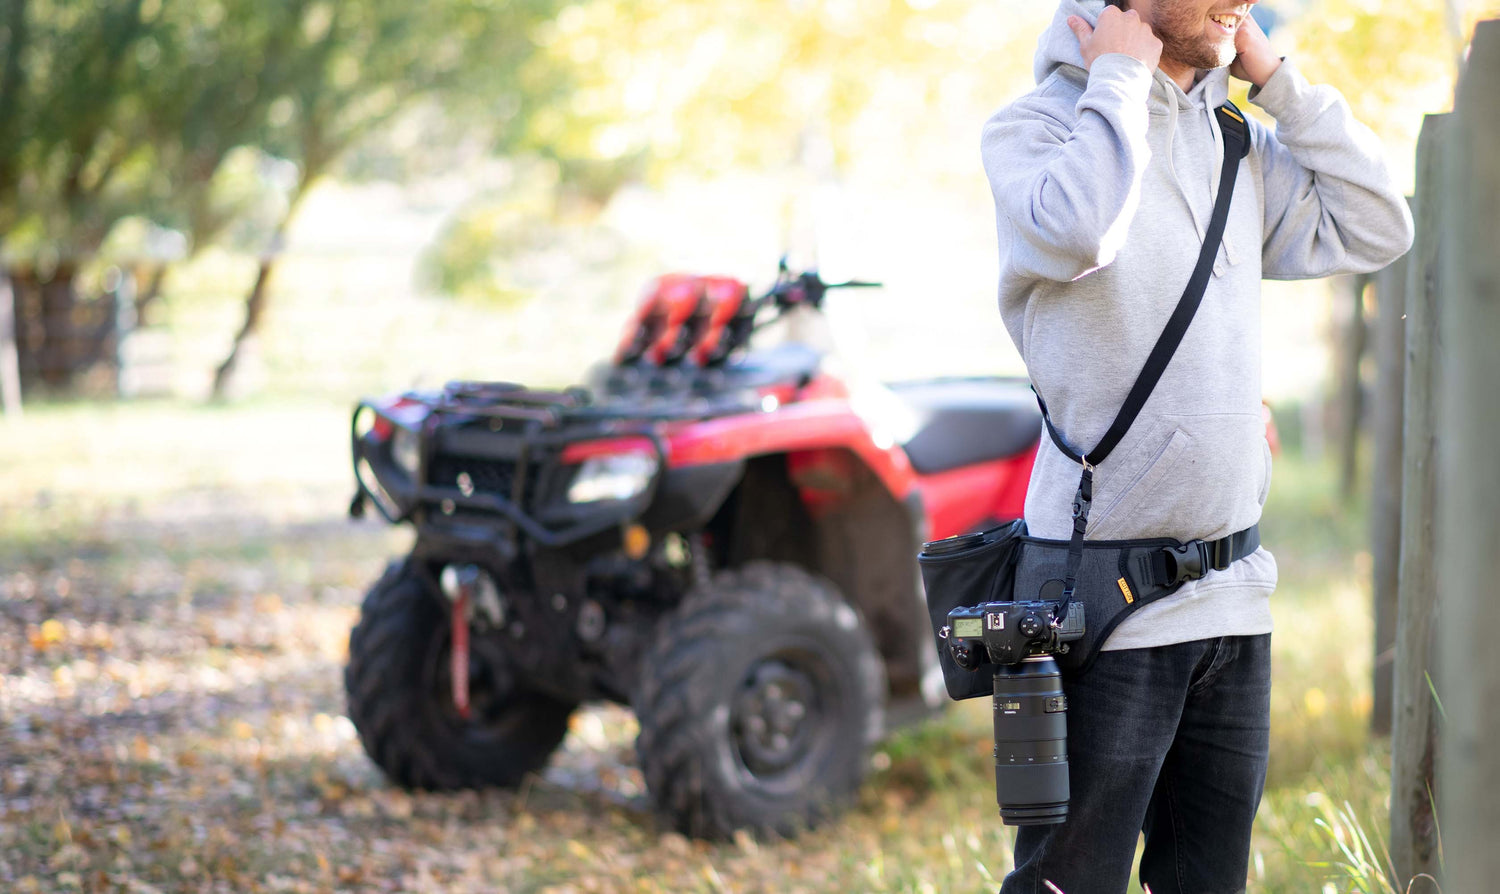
top-left (944, 599), bottom-right (1085, 826)
top-left (945, 598), bottom-right (1085, 667)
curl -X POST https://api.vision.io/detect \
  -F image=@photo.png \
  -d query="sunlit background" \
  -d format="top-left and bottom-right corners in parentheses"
top-left (0, 0), bottom-right (1484, 406)
top-left (0, 1), bottom-right (1494, 891)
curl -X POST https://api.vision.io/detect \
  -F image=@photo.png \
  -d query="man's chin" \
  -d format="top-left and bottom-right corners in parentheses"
top-left (1164, 40), bottom-right (1237, 73)
top-left (1201, 35), bottom-right (1238, 69)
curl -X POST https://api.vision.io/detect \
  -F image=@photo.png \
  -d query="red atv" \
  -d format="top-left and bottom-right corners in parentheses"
top-left (345, 265), bottom-right (1042, 838)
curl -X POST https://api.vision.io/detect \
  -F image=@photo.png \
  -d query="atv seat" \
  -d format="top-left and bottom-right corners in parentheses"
top-left (887, 378), bottom-right (1043, 475)
top-left (718, 342), bottom-right (824, 391)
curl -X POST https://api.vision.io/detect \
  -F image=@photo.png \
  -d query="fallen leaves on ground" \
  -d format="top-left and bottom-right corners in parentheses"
top-left (0, 474), bottom-right (1007, 894)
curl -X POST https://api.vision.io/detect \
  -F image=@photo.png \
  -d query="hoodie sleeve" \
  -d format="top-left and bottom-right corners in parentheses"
top-left (1249, 59), bottom-right (1414, 279)
top-left (982, 54), bottom-right (1155, 283)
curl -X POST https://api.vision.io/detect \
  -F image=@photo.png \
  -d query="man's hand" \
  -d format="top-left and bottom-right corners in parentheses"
top-left (1068, 7), bottom-right (1162, 72)
top-left (1229, 14), bottom-right (1282, 87)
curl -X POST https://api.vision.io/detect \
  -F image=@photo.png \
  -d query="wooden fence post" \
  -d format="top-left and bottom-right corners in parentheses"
top-left (1438, 20), bottom-right (1500, 891)
top-left (1371, 247), bottom-right (1408, 737)
top-left (1390, 115), bottom-right (1446, 888)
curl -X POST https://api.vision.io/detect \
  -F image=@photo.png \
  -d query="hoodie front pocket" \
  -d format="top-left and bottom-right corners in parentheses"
top-left (1088, 412), bottom-right (1269, 541)
top-left (1087, 428), bottom-right (1191, 539)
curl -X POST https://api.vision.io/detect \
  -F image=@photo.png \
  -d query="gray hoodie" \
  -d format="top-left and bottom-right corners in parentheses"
top-left (982, 0), bottom-right (1413, 650)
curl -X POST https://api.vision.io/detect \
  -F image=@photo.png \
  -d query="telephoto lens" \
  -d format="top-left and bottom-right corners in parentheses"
top-left (991, 655), bottom-right (1069, 825)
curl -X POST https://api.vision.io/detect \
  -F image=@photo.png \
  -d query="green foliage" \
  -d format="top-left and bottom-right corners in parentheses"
top-left (1282, 0), bottom-right (1460, 175)
top-left (416, 158), bottom-right (639, 308)
top-left (6, 0), bottom-right (1483, 300)
top-left (525, 0), bottom-right (1046, 180)
top-left (0, 0), bottom-right (565, 269)
top-left (1, 0), bottom-right (296, 262)
top-left (419, 193), bottom-right (546, 305)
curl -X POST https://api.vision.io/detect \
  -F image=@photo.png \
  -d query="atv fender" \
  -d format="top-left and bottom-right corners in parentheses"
top-left (708, 453), bottom-right (932, 707)
top-left (639, 460), bottom-right (744, 534)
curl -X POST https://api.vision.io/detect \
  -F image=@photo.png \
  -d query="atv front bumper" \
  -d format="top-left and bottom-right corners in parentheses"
top-left (349, 393), bottom-right (669, 549)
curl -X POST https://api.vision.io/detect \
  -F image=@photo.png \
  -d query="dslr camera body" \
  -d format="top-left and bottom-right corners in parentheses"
top-left (944, 598), bottom-right (1085, 668)
top-left (943, 598), bottom-right (1085, 826)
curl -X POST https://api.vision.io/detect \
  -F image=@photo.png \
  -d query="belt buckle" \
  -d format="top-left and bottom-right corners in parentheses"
top-left (1164, 542), bottom-right (1209, 584)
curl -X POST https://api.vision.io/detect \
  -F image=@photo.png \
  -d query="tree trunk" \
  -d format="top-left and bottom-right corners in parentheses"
top-left (1438, 21), bottom-right (1500, 891)
top-left (210, 247), bottom-right (279, 401)
top-left (37, 263), bottom-right (79, 388)
top-left (210, 166), bottom-right (322, 400)
top-left (1370, 250), bottom-right (1407, 737)
top-left (0, 266), bottom-right (20, 416)
top-left (1336, 273), bottom-right (1370, 500)
top-left (133, 264), bottom-right (169, 324)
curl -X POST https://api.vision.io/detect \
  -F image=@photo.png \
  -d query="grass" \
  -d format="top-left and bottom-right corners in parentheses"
top-left (0, 398), bottom-right (1407, 893)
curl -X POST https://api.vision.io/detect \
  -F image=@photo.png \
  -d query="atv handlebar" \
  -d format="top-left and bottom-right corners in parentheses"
top-left (610, 263), bottom-right (885, 373)
top-left (762, 269), bottom-right (883, 311)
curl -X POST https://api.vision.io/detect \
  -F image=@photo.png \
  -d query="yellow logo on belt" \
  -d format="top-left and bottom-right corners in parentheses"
top-left (1117, 577), bottom-right (1135, 604)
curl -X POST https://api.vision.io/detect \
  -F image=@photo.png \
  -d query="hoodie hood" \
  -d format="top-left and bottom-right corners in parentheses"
top-left (1034, 0), bottom-right (1231, 112)
top-left (1034, 0), bottom-right (1234, 232)
top-left (1033, 0), bottom-right (1099, 85)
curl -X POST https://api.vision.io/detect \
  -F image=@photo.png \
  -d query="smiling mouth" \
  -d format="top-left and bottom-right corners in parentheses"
top-left (1208, 10), bottom-right (1247, 31)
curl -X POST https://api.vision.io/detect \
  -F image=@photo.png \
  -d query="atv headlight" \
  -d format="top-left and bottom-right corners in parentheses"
top-left (568, 453), bottom-right (658, 503)
top-left (390, 427), bottom-right (421, 479)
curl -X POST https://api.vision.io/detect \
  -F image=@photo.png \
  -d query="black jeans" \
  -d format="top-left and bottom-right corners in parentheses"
top-left (998, 634), bottom-right (1272, 894)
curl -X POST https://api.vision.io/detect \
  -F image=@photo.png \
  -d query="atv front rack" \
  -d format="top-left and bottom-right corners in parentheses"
top-left (351, 380), bottom-right (750, 548)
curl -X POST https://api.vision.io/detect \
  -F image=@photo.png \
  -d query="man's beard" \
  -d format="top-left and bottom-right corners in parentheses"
top-left (1151, 3), bottom-right (1238, 72)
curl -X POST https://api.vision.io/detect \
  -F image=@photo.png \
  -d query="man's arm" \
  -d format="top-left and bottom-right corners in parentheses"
top-left (1234, 19), bottom-right (1415, 277)
top-left (981, 8), bottom-right (1161, 283)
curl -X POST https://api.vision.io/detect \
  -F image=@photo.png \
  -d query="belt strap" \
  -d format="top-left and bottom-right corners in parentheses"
top-left (1149, 524), bottom-right (1260, 587)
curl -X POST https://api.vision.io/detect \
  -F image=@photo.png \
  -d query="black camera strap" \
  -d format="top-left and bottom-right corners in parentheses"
top-left (1036, 102), bottom-right (1252, 610)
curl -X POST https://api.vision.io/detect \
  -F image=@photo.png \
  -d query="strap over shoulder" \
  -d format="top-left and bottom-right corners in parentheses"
top-left (1038, 99), bottom-right (1250, 604)
top-left (1037, 100), bottom-right (1250, 469)
top-left (1216, 100), bottom-right (1251, 160)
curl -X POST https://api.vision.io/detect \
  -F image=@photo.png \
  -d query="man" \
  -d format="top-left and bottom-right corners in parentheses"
top-left (982, 1), bottom-right (1412, 892)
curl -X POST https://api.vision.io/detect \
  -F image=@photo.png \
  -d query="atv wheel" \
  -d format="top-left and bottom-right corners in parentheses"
top-left (345, 562), bottom-right (573, 790)
top-left (633, 561), bottom-right (885, 839)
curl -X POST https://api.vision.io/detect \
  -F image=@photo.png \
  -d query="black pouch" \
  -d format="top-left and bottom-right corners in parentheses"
top-left (1011, 534), bottom-right (1185, 674)
top-left (917, 519), bottom-right (1027, 700)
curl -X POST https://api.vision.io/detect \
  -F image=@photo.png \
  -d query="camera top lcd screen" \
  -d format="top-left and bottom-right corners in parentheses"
top-left (953, 618), bottom-right (984, 638)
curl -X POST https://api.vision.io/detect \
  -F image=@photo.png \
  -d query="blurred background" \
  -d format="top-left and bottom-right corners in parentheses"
top-left (0, 0), bottom-right (1476, 403)
top-left (0, 1), bottom-right (1493, 892)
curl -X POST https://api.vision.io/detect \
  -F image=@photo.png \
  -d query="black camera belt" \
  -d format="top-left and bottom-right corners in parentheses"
top-left (1040, 523), bottom-right (1261, 587)
top-left (1034, 102), bottom-right (1253, 610)
top-left (1156, 523), bottom-right (1259, 585)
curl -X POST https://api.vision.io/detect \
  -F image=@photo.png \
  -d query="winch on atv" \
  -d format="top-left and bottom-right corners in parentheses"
top-left (344, 264), bottom-right (1044, 838)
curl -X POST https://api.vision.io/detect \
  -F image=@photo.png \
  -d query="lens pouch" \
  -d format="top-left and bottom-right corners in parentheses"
top-left (918, 519), bottom-right (1027, 700)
